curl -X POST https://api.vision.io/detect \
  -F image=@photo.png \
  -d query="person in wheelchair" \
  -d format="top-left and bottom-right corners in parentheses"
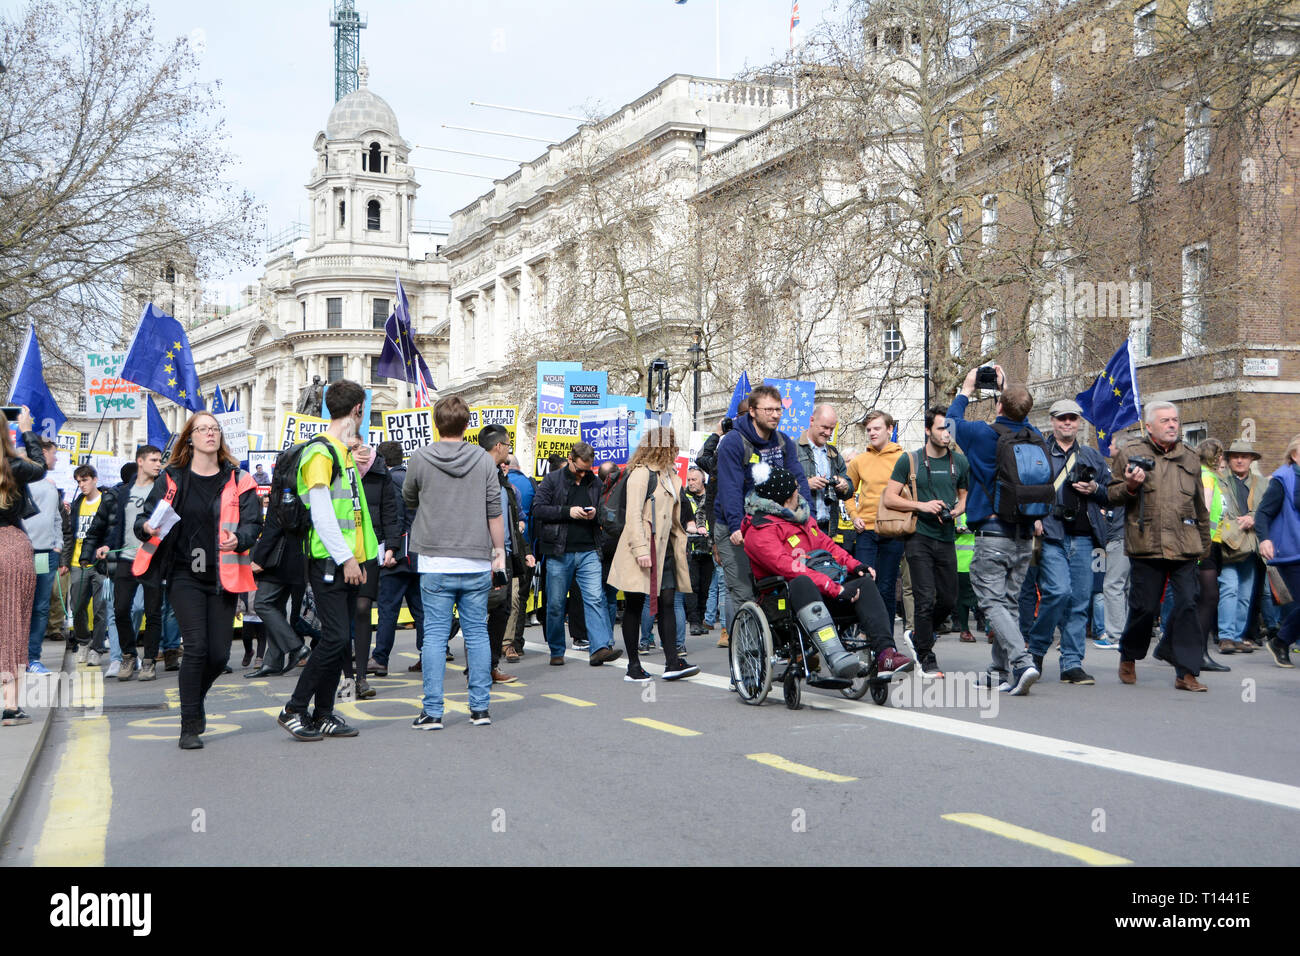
top-left (742, 464), bottom-right (914, 677)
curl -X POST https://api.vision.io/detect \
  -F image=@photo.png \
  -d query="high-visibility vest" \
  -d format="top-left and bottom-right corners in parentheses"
top-left (955, 531), bottom-right (975, 574)
top-left (297, 439), bottom-right (377, 562)
top-left (132, 468), bottom-right (258, 593)
top-left (1201, 467), bottom-right (1225, 543)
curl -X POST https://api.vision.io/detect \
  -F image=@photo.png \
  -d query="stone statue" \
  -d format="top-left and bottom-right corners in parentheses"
top-left (298, 375), bottom-right (325, 414)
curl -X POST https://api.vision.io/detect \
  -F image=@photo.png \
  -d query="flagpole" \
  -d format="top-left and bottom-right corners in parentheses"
top-left (715, 0), bottom-right (721, 76)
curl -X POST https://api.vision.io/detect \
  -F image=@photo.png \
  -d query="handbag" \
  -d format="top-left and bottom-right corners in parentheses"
top-left (1267, 565), bottom-right (1293, 606)
top-left (875, 451), bottom-right (918, 538)
top-left (1218, 520), bottom-right (1258, 562)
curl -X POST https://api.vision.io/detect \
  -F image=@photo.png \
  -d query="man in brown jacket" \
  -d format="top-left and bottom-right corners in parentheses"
top-left (1109, 401), bottom-right (1212, 691)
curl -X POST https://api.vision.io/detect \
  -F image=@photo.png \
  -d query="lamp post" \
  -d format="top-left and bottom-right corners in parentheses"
top-left (687, 331), bottom-right (704, 433)
top-left (919, 268), bottom-right (934, 413)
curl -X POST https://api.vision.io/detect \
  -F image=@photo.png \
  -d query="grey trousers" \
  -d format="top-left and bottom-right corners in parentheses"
top-left (1103, 538), bottom-right (1130, 640)
top-left (68, 565), bottom-right (107, 650)
top-left (970, 534), bottom-right (1035, 677)
top-left (713, 517), bottom-right (754, 631)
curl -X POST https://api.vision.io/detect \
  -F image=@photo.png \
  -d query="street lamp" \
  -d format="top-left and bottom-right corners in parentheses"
top-left (919, 268), bottom-right (934, 412)
top-left (687, 331), bottom-right (705, 433)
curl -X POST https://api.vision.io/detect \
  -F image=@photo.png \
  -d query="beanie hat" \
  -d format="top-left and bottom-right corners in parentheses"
top-left (752, 463), bottom-right (797, 504)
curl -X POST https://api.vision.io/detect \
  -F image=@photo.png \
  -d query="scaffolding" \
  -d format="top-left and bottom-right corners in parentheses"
top-left (330, 0), bottom-right (367, 102)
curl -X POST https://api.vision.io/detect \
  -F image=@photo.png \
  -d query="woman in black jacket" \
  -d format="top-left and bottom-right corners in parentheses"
top-left (136, 412), bottom-right (262, 749)
top-left (1, 407), bottom-right (46, 725)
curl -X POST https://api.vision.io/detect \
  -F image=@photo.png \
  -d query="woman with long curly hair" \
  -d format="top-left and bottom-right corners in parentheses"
top-left (135, 411), bottom-right (261, 749)
top-left (606, 426), bottom-right (698, 683)
top-left (1, 406), bottom-right (47, 725)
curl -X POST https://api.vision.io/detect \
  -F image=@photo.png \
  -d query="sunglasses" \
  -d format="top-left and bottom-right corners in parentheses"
top-left (1054, 414), bottom-right (1080, 422)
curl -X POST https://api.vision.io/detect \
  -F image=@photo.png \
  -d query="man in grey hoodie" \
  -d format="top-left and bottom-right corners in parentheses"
top-left (403, 395), bottom-right (507, 729)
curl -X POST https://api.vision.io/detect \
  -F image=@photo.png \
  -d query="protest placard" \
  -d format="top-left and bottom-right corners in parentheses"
top-left (383, 407), bottom-right (438, 460)
top-left (464, 405), bottom-right (519, 449)
top-left (563, 370), bottom-right (607, 414)
top-left (580, 406), bottom-right (628, 466)
top-left (216, 409), bottom-right (248, 461)
top-left (534, 413), bottom-right (579, 478)
top-left (537, 362), bottom-right (581, 416)
top-left (83, 351), bottom-right (143, 419)
top-left (277, 412), bottom-right (330, 450)
top-left (248, 450), bottom-right (278, 487)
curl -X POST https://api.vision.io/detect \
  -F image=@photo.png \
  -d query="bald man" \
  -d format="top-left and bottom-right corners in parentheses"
top-left (797, 404), bottom-right (854, 537)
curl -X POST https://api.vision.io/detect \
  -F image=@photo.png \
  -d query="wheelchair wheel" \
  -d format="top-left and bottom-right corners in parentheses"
top-left (783, 670), bottom-right (802, 710)
top-left (730, 602), bottom-right (773, 705)
top-left (869, 681), bottom-right (890, 706)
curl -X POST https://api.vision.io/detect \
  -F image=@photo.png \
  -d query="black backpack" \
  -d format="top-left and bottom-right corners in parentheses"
top-left (599, 467), bottom-right (658, 562)
top-left (990, 423), bottom-right (1054, 523)
top-left (268, 436), bottom-right (341, 536)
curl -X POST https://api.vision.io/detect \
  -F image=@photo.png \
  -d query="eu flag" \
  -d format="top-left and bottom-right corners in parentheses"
top-left (209, 383), bottom-right (227, 415)
top-left (7, 323), bottom-right (66, 439)
top-left (1075, 340), bottom-right (1142, 456)
top-left (147, 395), bottom-right (172, 452)
top-left (763, 377), bottom-right (816, 442)
top-left (120, 304), bottom-right (204, 412)
top-left (725, 371), bottom-right (751, 419)
top-left (376, 275), bottom-right (435, 405)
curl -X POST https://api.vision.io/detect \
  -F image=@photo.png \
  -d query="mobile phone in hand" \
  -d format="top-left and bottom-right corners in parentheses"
top-left (492, 568), bottom-right (509, 588)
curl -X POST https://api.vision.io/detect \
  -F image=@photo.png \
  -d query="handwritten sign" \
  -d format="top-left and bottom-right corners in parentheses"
top-left (83, 351), bottom-right (142, 418)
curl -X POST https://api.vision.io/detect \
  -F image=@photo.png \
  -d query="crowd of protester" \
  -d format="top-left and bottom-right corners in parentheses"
top-left (3, 363), bottom-right (1297, 744)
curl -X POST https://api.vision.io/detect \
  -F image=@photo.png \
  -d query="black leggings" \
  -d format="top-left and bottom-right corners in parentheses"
top-left (1196, 546), bottom-right (1220, 646)
top-left (787, 574), bottom-right (896, 656)
top-left (343, 595), bottom-right (374, 680)
top-left (622, 589), bottom-right (680, 672)
top-left (169, 574), bottom-right (237, 720)
top-left (240, 621), bottom-right (267, 660)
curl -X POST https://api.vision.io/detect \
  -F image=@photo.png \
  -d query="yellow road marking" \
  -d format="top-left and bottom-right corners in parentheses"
top-left (745, 752), bottom-right (856, 782)
top-left (543, 693), bottom-right (596, 708)
top-left (34, 716), bottom-right (111, 866)
top-left (941, 813), bottom-right (1132, 866)
top-left (624, 717), bottom-right (701, 737)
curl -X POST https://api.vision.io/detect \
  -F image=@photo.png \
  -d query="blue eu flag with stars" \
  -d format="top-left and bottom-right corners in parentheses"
top-left (120, 304), bottom-right (205, 412)
top-left (763, 377), bottom-right (816, 442)
top-left (1075, 340), bottom-right (1142, 456)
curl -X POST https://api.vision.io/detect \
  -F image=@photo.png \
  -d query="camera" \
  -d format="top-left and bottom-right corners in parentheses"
top-left (1128, 455), bottom-right (1156, 473)
top-left (937, 504), bottom-right (952, 522)
top-left (1068, 463), bottom-right (1097, 484)
top-left (974, 366), bottom-right (1000, 391)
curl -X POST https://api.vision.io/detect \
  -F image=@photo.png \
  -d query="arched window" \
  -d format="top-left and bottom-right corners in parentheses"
top-left (339, 201), bottom-right (346, 226)
top-left (368, 142), bottom-right (382, 174)
top-left (367, 200), bottom-right (381, 231)
top-left (165, 262), bottom-right (176, 284)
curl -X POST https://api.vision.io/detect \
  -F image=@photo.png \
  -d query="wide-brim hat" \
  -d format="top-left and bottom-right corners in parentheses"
top-left (1225, 440), bottom-right (1261, 459)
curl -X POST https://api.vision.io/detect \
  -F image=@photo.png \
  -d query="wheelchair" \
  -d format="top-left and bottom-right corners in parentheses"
top-left (729, 575), bottom-right (902, 709)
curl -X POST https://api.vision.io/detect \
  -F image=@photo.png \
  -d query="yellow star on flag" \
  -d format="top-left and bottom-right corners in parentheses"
top-left (178, 390), bottom-right (186, 399)
top-left (164, 364), bottom-right (173, 374)
top-left (168, 378), bottom-right (176, 387)
top-left (173, 341), bottom-right (182, 350)
top-left (1099, 429), bottom-right (1107, 439)
top-left (1108, 374), bottom-right (1115, 385)
top-left (1113, 387), bottom-right (1122, 397)
top-left (166, 350), bottom-right (174, 360)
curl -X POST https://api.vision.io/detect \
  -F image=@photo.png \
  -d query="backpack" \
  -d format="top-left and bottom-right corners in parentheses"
top-left (802, 548), bottom-right (848, 585)
top-left (268, 436), bottom-right (341, 537)
top-left (990, 423), bottom-right (1054, 523)
top-left (599, 467), bottom-right (658, 563)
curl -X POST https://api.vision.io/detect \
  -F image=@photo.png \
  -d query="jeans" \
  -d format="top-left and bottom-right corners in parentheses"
top-left (970, 533), bottom-right (1035, 677)
top-left (27, 554), bottom-right (57, 665)
top-left (1217, 558), bottom-right (1255, 644)
top-left (1027, 535), bottom-right (1094, 673)
top-left (160, 594), bottom-right (181, 650)
top-left (1103, 538), bottom-right (1130, 639)
top-left (854, 530), bottom-right (904, 625)
top-left (419, 572), bottom-right (491, 716)
top-left (704, 556), bottom-right (727, 626)
top-left (543, 550), bottom-right (612, 658)
top-left (373, 571), bottom-right (424, 666)
top-left (1018, 564), bottom-right (1039, 638)
top-left (101, 574), bottom-right (122, 663)
top-left (640, 591), bottom-right (686, 652)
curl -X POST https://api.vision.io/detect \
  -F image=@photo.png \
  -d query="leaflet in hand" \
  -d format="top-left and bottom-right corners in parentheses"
top-left (147, 499), bottom-right (180, 539)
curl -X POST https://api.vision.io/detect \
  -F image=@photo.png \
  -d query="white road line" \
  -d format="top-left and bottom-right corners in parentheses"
top-left (522, 639), bottom-right (1300, 812)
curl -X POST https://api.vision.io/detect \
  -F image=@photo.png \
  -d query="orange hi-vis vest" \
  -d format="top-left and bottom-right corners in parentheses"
top-left (132, 468), bottom-right (258, 593)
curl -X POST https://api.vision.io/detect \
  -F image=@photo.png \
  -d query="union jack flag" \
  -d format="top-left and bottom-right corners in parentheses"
top-left (790, 0), bottom-right (801, 48)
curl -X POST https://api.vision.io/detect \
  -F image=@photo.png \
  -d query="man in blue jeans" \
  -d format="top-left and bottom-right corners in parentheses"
top-left (530, 442), bottom-right (621, 667)
top-left (22, 438), bottom-right (62, 674)
top-left (403, 395), bottom-right (507, 728)
top-left (1025, 399), bottom-right (1110, 685)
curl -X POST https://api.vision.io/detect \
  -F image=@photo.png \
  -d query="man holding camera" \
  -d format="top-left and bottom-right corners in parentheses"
top-left (1027, 400), bottom-right (1111, 685)
top-left (797, 404), bottom-right (854, 538)
top-left (1109, 401), bottom-right (1211, 691)
top-left (881, 407), bottom-right (968, 677)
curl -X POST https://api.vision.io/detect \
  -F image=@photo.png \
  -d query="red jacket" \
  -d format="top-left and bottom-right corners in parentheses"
top-left (742, 501), bottom-right (863, 600)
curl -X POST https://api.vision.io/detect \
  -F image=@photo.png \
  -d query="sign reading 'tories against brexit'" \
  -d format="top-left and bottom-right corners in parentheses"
top-left (580, 406), bottom-right (629, 466)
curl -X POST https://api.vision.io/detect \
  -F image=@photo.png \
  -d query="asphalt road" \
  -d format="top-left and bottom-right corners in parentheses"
top-left (4, 621), bottom-right (1298, 867)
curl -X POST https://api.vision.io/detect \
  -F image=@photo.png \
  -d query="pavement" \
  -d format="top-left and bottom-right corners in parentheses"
top-left (3, 619), bottom-right (1299, 866)
top-left (0, 638), bottom-right (68, 844)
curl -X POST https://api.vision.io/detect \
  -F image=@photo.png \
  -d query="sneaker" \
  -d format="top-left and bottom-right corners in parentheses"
top-left (26, 661), bottom-right (51, 675)
top-left (314, 712), bottom-right (360, 737)
top-left (2, 708), bottom-right (32, 726)
top-left (105, 659), bottom-right (120, 678)
top-left (959, 630), bottom-right (976, 643)
top-left (139, 660), bottom-right (157, 681)
top-left (412, 712), bottom-right (443, 730)
top-left (277, 708), bottom-right (324, 741)
top-left (1092, 636), bottom-right (1120, 650)
top-left (572, 638), bottom-right (590, 650)
top-left (662, 662), bottom-right (700, 680)
top-left (875, 648), bottom-right (914, 675)
top-left (118, 655), bottom-right (137, 682)
top-left (86, 649), bottom-right (102, 666)
top-left (638, 641), bottom-right (658, 653)
top-left (470, 710), bottom-right (492, 726)
top-left (75, 645), bottom-right (88, 664)
top-left (1060, 667), bottom-right (1095, 685)
top-left (624, 667), bottom-right (654, 683)
top-left (589, 646), bottom-right (623, 666)
top-left (1266, 637), bottom-right (1294, 668)
top-left (690, 624), bottom-right (707, 636)
top-left (976, 671), bottom-right (1007, 689)
top-left (1001, 665), bottom-right (1040, 696)
top-left (366, 657), bottom-right (388, 677)
top-left (336, 677), bottom-right (356, 702)
top-left (355, 678), bottom-right (376, 700)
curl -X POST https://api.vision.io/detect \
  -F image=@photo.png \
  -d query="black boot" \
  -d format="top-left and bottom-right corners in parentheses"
top-left (1201, 630), bottom-right (1231, 673)
top-left (179, 717), bottom-right (204, 750)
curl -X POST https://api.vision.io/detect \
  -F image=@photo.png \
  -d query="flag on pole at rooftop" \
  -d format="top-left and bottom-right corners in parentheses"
top-left (120, 303), bottom-right (205, 412)
top-left (725, 370), bottom-right (751, 419)
top-left (376, 275), bottom-right (436, 406)
top-left (210, 383), bottom-right (227, 415)
top-left (789, 0), bottom-right (801, 49)
top-left (1075, 339), bottom-right (1143, 457)
top-left (7, 323), bottom-right (66, 439)
top-left (147, 395), bottom-right (172, 452)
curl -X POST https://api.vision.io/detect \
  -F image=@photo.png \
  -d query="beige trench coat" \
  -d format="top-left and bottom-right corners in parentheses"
top-left (606, 465), bottom-right (692, 596)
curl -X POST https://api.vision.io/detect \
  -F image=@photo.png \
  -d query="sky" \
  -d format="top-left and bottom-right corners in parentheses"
top-left (68, 0), bottom-right (841, 290)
